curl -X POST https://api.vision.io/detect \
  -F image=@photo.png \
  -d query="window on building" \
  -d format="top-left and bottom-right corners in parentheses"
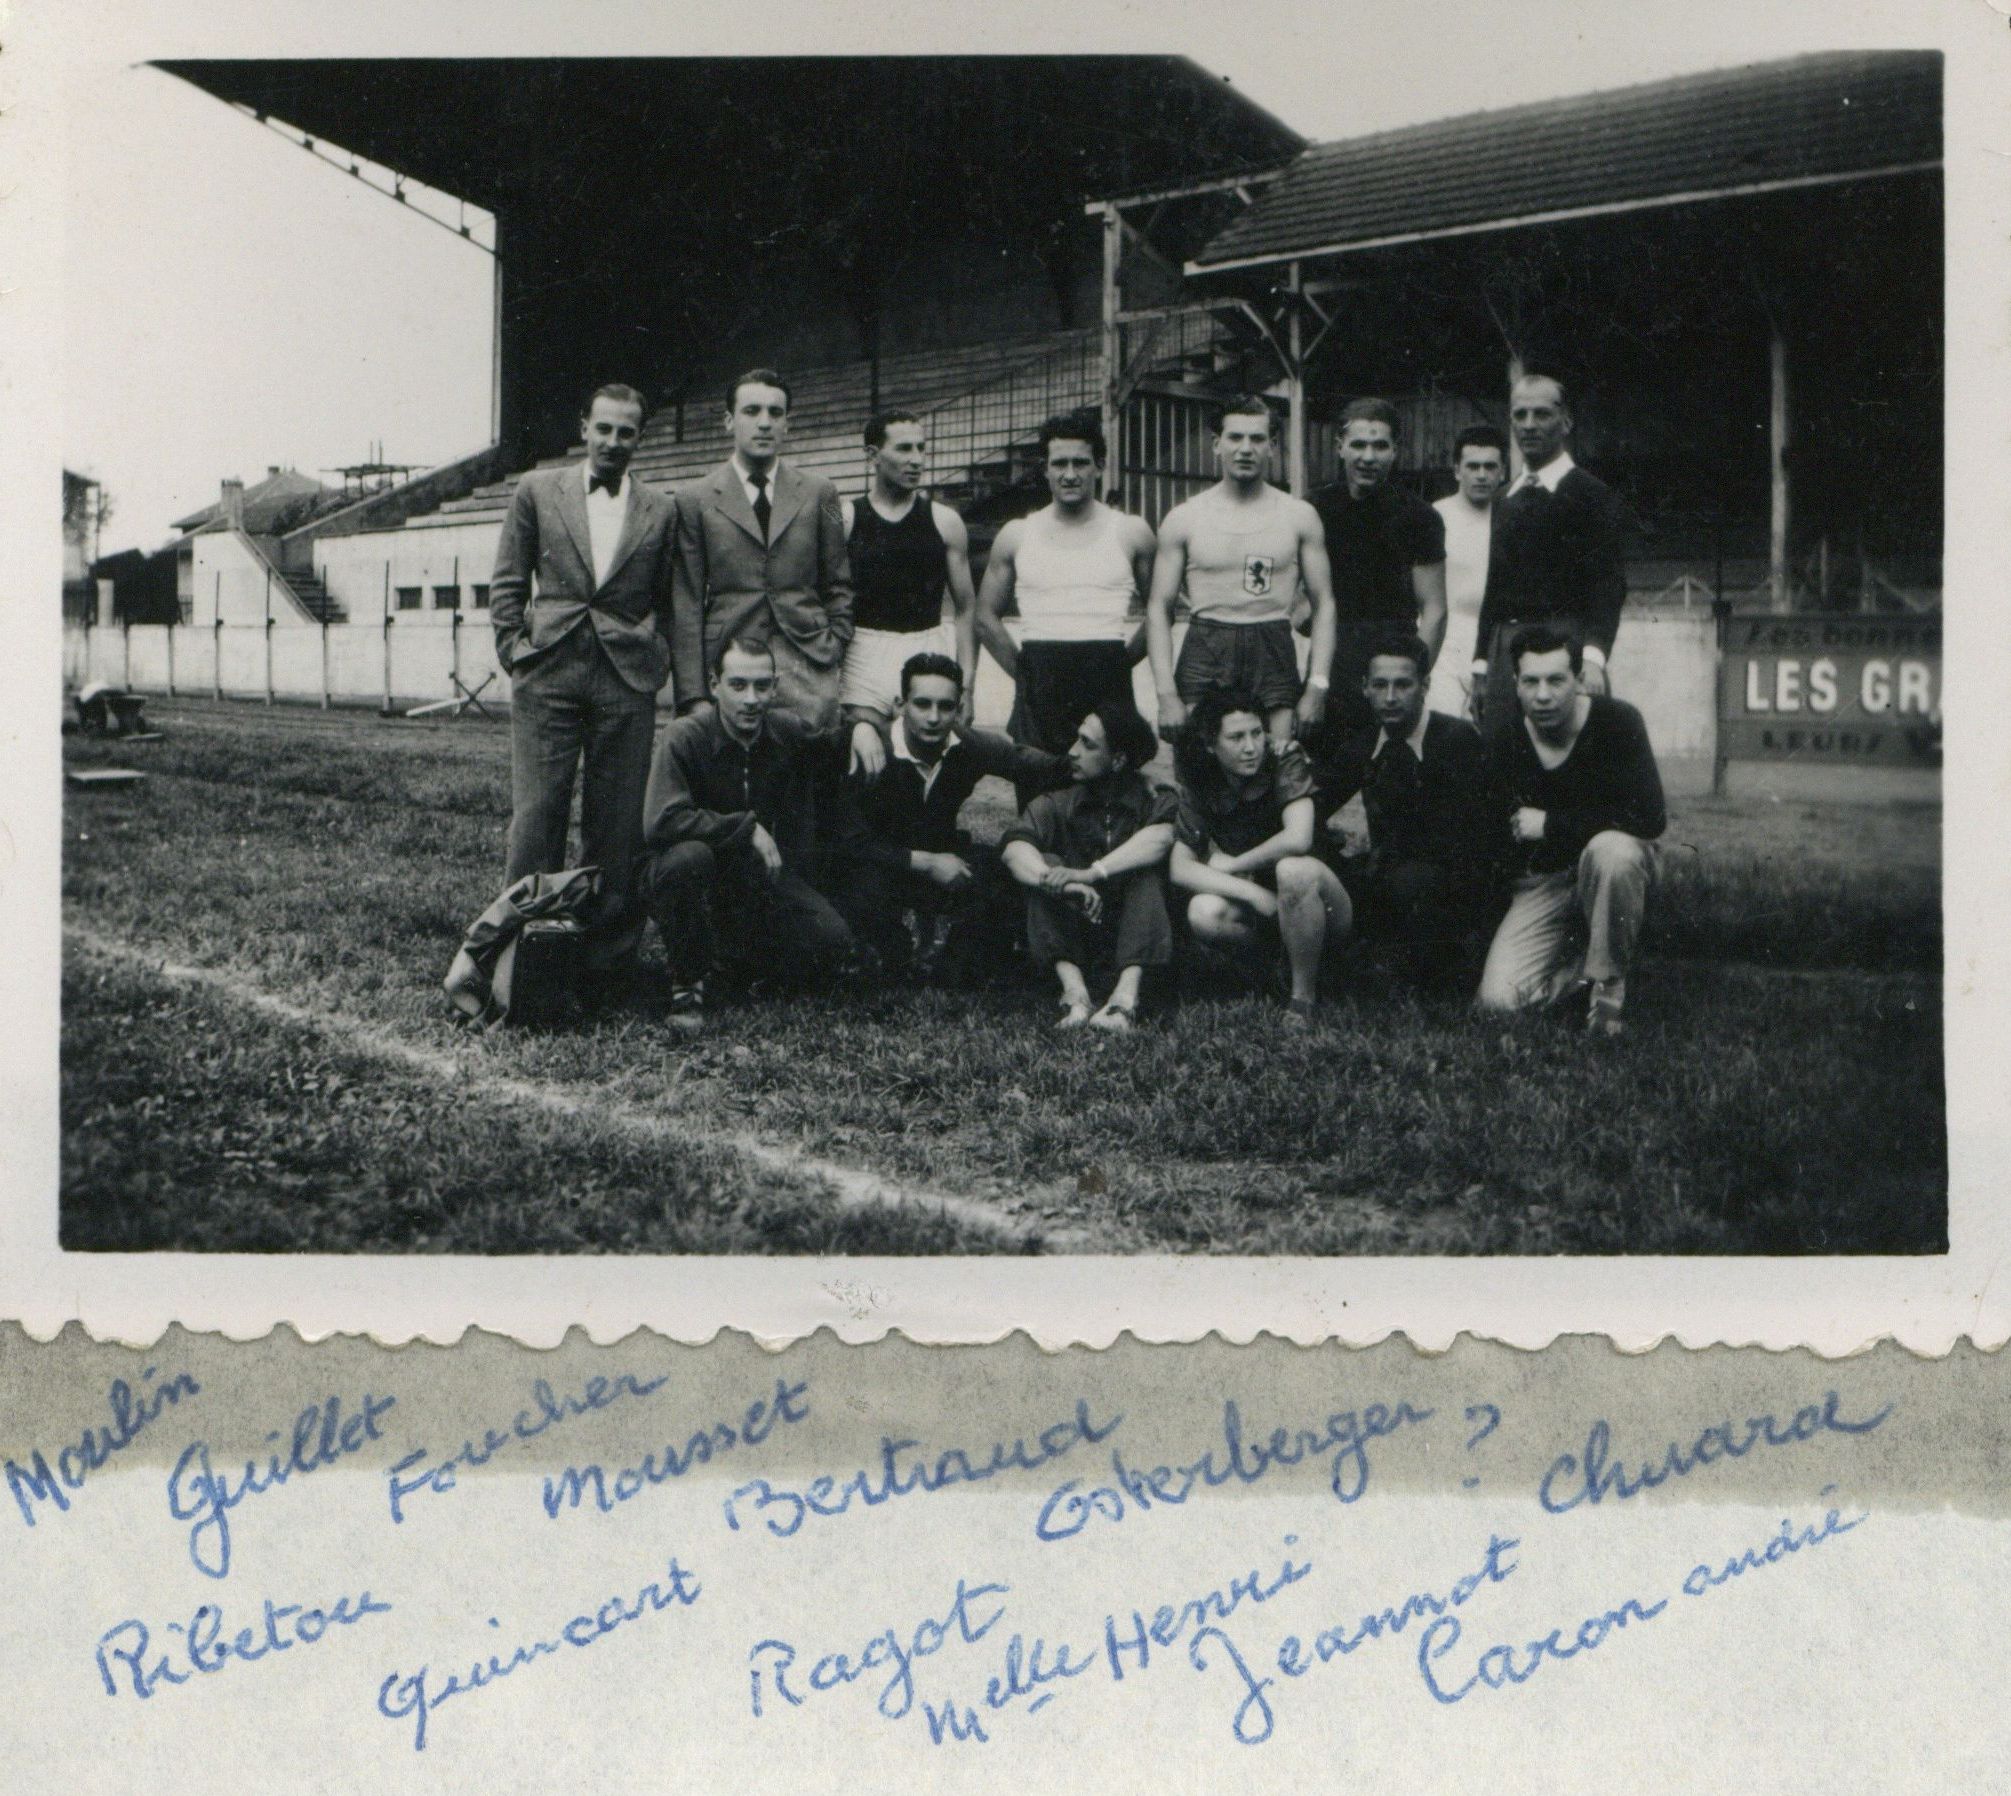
top-left (395, 586), bottom-right (423, 611)
top-left (469, 584), bottom-right (490, 610)
top-left (433, 585), bottom-right (459, 611)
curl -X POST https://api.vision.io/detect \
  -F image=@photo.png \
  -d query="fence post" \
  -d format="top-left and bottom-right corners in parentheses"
top-left (382, 561), bottom-right (394, 715)
top-left (320, 611), bottom-right (331, 710)
top-left (166, 618), bottom-right (176, 697)
top-left (122, 618), bottom-right (132, 689)
top-left (213, 615), bottom-right (224, 703)
top-left (263, 566), bottom-right (275, 705)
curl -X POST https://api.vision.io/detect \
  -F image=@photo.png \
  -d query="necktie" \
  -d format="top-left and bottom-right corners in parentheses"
top-left (750, 469), bottom-right (771, 541)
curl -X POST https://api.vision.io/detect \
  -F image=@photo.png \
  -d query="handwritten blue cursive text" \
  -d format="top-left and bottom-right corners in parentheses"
top-left (377, 1553), bottom-right (701, 1751)
top-left (168, 1390), bottom-right (396, 1579)
top-left (725, 1398), bottom-right (1121, 1539)
top-left (97, 1588), bottom-right (389, 1698)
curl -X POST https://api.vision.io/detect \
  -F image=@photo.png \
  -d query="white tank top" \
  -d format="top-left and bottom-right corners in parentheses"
top-left (1177, 486), bottom-right (1302, 624)
top-left (1013, 504), bottom-right (1137, 642)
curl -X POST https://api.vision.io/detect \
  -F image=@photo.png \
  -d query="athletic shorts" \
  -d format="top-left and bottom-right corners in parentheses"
top-left (840, 621), bottom-right (957, 720)
top-left (1174, 615), bottom-right (1302, 713)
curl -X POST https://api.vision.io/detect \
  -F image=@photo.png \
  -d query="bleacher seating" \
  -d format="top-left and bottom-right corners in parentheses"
top-left (407, 329), bottom-right (1101, 534)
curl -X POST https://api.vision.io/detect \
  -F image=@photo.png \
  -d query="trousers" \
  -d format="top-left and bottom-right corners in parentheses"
top-left (640, 840), bottom-right (857, 986)
top-left (831, 846), bottom-right (1017, 980)
top-left (505, 622), bottom-right (659, 971)
top-left (1476, 831), bottom-right (1656, 1009)
top-left (1025, 868), bottom-right (1173, 972)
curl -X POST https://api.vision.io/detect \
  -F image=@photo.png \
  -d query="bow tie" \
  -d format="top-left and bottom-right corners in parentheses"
top-left (588, 473), bottom-right (622, 497)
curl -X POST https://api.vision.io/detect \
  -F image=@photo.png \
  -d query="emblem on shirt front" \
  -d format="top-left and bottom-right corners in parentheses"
top-left (1243, 555), bottom-right (1274, 596)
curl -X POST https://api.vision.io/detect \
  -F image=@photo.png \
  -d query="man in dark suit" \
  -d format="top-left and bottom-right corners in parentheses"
top-left (1472, 373), bottom-right (1629, 732)
top-left (490, 381), bottom-right (678, 979)
top-left (672, 368), bottom-right (854, 734)
top-left (1315, 630), bottom-right (1503, 995)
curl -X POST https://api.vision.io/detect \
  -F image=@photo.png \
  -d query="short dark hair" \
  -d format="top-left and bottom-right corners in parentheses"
top-left (584, 382), bottom-right (648, 422)
top-left (1175, 689), bottom-right (1267, 783)
top-left (1210, 394), bottom-right (1276, 435)
top-left (900, 651), bottom-right (963, 698)
top-left (1339, 397), bottom-right (1400, 434)
top-left (710, 633), bottom-right (777, 681)
top-left (865, 409), bottom-right (926, 452)
top-left (1083, 697), bottom-right (1156, 773)
top-left (1508, 621), bottom-right (1583, 675)
top-left (1363, 631), bottom-right (1431, 680)
top-left (1452, 424), bottom-right (1508, 461)
top-left (726, 368), bottom-right (792, 413)
top-left (1038, 408), bottom-right (1106, 465)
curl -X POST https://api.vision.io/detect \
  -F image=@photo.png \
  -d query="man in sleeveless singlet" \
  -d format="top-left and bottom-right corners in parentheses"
top-left (838, 409), bottom-right (980, 779)
top-left (975, 408), bottom-right (1157, 804)
top-left (1146, 394), bottom-right (1337, 749)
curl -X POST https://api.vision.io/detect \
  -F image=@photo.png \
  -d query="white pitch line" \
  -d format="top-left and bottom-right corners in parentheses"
top-left (66, 927), bottom-right (1094, 1253)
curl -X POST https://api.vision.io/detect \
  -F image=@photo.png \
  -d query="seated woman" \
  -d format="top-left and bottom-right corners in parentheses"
top-left (1169, 690), bottom-right (1352, 1024)
top-left (1000, 699), bottom-right (1176, 1032)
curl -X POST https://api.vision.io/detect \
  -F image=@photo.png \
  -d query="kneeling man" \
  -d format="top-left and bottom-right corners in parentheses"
top-left (1477, 624), bottom-right (1665, 1034)
top-left (832, 652), bottom-right (1068, 981)
top-left (1170, 691), bottom-right (1350, 1023)
top-left (640, 637), bottom-right (859, 1034)
top-left (1314, 631), bottom-right (1501, 995)
top-left (1001, 699), bottom-right (1176, 1031)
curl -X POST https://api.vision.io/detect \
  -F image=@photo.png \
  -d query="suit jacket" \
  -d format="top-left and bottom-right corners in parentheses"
top-left (1316, 710), bottom-right (1505, 883)
top-left (1474, 465), bottom-right (1628, 660)
top-left (489, 465), bottom-right (678, 695)
top-left (671, 460), bottom-right (854, 703)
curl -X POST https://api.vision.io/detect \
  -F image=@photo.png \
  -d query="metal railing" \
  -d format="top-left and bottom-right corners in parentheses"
top-left (921, 332), bottom-right (1101, 495)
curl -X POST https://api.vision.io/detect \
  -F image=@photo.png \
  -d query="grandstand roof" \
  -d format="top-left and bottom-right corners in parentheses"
top-left (1190, 50), bottom-right (1939, 274)
top-left (160, 58), bottom-right (1302, 467)
top-left (158, 58), bottom-right (1300, 222)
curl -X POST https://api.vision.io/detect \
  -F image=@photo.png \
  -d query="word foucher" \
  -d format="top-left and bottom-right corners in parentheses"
top-left (386, 1366), bottom-right (681, 1522)
top-left (725, 1398), bottom-right (1121, 1539)
top-left (168, 1390), bottom-right (396, 1580)
top-left (1036, 1396), bottom-right (1431, 1540)
top-left (97, 1588), bottom-right (390, 1700)
top-left (377, 1553), bottom-right (701, 1752)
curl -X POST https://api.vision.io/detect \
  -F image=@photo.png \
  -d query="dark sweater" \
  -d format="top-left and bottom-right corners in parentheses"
top-left (1487, 695), bottom-right (1665, 877)
top-left (641, 708), bottom-right (840, 872)
top-left (1316, 711), bottom-right (1502, 878)
top-left (836, 727), bottom-right (1067, 869)
top-left (1475, 466), bottom-right (1629, 658)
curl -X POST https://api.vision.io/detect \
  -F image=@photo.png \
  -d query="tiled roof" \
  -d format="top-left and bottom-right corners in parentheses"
top-left (172, 468), bottom-right (340, 536)
top-left (1191, 51), bottom-right (1939, 272)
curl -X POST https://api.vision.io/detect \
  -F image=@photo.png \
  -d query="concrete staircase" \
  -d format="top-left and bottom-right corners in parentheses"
top-left (280, 567), bottom-right (346, 623)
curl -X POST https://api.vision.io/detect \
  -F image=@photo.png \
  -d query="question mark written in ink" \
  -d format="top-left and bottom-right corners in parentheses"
top-left (1462, 1403), bottom-right (1502, 1488)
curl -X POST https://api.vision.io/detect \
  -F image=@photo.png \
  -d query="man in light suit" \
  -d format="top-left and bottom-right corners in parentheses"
top-left (490, 382), bottom-right (678, 982)
top-left (672, 368), bottom-right (854, 734)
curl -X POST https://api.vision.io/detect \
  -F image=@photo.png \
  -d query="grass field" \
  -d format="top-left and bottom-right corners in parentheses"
top-left (61, 699), bottom-right (1945, 1256)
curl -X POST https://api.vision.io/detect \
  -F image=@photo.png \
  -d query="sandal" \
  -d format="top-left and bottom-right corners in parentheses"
top-left (1056, 998), bottom-right (1094, 1030)
top-left (1088, 1001), bottom-right (1136, 1033)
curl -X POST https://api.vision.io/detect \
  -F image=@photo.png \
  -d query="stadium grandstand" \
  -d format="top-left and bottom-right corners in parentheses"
top-left (77, 53), bottom-right (1936, 800)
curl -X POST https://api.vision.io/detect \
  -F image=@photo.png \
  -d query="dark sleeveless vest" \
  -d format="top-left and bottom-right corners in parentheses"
top-left (848, 495), bottom-right (949, 634)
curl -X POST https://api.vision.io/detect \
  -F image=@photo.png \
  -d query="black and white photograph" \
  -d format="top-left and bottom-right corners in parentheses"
top-left (51, 11), bottom-right (1953, 1272)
